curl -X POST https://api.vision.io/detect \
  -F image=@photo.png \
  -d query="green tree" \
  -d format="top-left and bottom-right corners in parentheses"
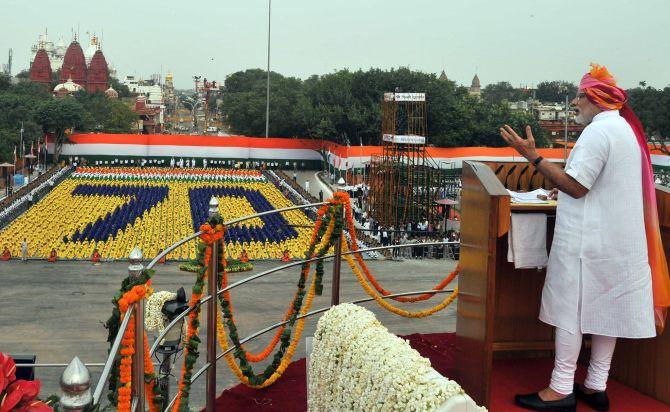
top-left (221, 69), bottom-right (305, 137)
top-left (0, 74), bottom-right (11, 91)
top-left (536, 81), bottom-right (577, 103)
top-left (222, 67), bottom-right (550, 149)
top-left (103, 100), bottom-right (136, 133)
top-left (32, 97), bottom-right (87, 161)
top-left (108, 76), bottom-right (131, 98)
top-left (482, 81), bottom-right (527, 104)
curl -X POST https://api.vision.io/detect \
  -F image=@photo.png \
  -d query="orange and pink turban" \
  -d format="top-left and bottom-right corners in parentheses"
top-left (580, 64), bottom-right (670, 333)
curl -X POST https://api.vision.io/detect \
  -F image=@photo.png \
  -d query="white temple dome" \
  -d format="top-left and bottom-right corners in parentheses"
top-left (54, 77), bottom-right (83, 94)
top-left (105, 86), bottom-right (119, 99)
top-left (84, 35), bottom-right (99, 65)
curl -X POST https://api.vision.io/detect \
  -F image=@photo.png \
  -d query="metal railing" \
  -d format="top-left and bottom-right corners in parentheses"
top-left (35, 198), bottom-right (459, 411)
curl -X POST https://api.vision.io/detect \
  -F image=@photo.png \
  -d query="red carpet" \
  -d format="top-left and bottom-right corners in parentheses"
top-left (213, 333), bottom-right (670, 411)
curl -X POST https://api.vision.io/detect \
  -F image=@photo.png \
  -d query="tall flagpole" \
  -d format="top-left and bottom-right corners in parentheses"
top-left (19, 122), bottom-right (24, 177)
top-left (265, 0), bottom-right (271, 138)
top-left (12, 146), bottom-right (16, 190)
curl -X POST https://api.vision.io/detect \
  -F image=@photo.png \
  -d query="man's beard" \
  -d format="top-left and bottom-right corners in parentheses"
top-left (574, 111), bottom-right (593, 125)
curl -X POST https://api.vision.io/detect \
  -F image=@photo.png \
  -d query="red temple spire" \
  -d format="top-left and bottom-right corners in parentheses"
top-left (29, 48), bottom-right (52, 85)
top-left (60, 40), bottom-right (87, 87)
top-left (87, 49), bottom-right (109, 93)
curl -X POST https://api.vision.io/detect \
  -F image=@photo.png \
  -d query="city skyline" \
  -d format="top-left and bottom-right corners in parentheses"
top-left (1, 0), bottom-right (669, 90)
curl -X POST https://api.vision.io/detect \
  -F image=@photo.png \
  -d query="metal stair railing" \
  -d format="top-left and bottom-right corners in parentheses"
top-left (29, 198), bottom-right (459, 411)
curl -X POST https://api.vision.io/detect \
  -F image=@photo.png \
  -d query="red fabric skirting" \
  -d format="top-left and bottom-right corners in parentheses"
top-left (212, 333), bottom-right (670, 411)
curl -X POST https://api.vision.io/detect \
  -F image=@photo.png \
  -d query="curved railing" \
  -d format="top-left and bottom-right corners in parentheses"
top-left (35, 199), bottom-right (459, 411)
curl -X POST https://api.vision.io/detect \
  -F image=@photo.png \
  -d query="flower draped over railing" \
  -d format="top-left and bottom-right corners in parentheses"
top-left (171, 199), bottom-right (342, 411)
top-left (107, 191), bottom-right (460, 409)
top-left (104, 271), bottom-right (162, 411)
top-left (308, 304), bottom-right (482, 411)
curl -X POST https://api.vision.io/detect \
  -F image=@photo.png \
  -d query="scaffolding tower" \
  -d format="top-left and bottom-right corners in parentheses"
top-left (369, 92), bottom-right (446, 228)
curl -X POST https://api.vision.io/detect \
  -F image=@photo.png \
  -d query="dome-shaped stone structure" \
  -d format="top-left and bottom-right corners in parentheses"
top-left (54, 76), bottom-right (83, 97)
top-left (469, 74), bottom-right (481, 97)
top-left (471, 74), bottom-right (481, 88)
top-left (61, 39), bottom-right (87, 87)
top-left (29, 48), bottom-right (52, 86)
top-left (104, 86), bottom-right (119, 99)
top-left (87, 49), bottom-right (109, 93)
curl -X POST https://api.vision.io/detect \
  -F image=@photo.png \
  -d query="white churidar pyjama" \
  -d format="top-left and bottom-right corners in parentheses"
top-left (550, 327), bottom-right (617, 395)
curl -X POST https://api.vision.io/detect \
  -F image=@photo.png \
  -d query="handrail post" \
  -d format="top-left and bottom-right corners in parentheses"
top-left (206, 197), bottom-right (219, 412)
top-left (59, 357), bottom-right (92, 411)
top-left (128, 247), bottom-right (145, 412)
top-left (331, 205), bottom-right (344, 306)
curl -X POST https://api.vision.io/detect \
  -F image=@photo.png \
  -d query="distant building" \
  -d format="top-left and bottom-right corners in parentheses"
top-left (53, 77), bottom-right (83, 97)
top-left (122, 75), bottom-right (164, 104)
top-left (163, 72), bottom-right (176, 112)
top-left (29, 33), bottom-right (110, 96)
top-left (30, 32), bottom-right (116, 75)
top-left (29, 48), bottom-right (52, 86)
top-left (508, 99), bottom-right (584, 143)
top-left (104, 86), bottom-right (119, 99)
top-left (133, 96), bottom-right (163, 134)
top-left (438, 70), bottom-right (448, 81)
top-left (469, 74), bottom-right (481, 98)
top-left (30, 31), bottom-right (66, 71)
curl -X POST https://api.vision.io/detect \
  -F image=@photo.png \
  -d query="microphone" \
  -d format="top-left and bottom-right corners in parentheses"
top-left (504, 165), bottom-right (517, 189)
top-left (517, 165), bottom-right (529, 191)
top-left (528, 169), bottom-right (540, 191)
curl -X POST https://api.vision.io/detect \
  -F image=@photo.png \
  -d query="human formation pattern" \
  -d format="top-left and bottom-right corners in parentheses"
top-left (0, 167), bottom-right (313, 260)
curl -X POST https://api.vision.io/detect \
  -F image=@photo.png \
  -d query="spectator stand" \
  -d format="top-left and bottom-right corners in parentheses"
top-left (0, 165), bottom-right (73, 231)
top-left (266, 169), bottom-right (379, 259)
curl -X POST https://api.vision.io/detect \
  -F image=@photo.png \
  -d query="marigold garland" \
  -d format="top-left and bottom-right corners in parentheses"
top-left (229, 213), bottom-right (335, 363)
top-left (222, 205), bottom-right (335, 363)
top-left (339, 192), bottom-right (460, 302)
top-left (159, 191), bottom-right (460, 402)
top-left (112, 280), bottom-right (161, 412)
top-left (215, 203), bottom-right (339, 387)
top-left (143, 330), bottom-right (161, 412)
top-left (217, 271), bottom-right (317, 388)
top-left (342, 237), bottom-right (459, 318)
top-left (117, 313), bottom-right (134, 412)
top-left (171, 223), bottom-right (212, 412)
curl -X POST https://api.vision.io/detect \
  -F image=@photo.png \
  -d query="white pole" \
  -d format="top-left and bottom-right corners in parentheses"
top-left (265, 0), bottom-right (271, 138)
top-left (564, 95), bottom-right (568, 163)
top-left (19, 122), bottom-right (24, 178)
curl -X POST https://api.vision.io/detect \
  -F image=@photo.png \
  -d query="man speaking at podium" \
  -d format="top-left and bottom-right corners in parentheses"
top-left (500, 64), bottom-right (670, 411)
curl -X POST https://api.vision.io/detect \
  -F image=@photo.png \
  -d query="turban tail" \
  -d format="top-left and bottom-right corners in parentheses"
top-left (581, 64), bottom-right (670, 333)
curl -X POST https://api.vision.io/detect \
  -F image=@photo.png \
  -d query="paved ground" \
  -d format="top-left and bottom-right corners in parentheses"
top-left (0, 257), bottom-right (457, 410)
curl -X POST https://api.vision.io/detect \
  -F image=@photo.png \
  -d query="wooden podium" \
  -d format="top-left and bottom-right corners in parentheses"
top-left (455, 161), bottom-right (670, 408)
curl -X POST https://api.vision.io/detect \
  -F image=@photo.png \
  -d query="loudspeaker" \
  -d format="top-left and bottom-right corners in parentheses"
top-left (11, 354), bottom-right (36, 381)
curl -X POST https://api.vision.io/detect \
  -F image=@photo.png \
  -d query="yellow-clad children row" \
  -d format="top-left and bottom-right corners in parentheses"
top-left (0, 177), bottom-right (313, 261)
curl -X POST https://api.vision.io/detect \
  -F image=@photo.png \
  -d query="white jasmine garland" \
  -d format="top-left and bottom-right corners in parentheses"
top-left (145, 291), bottom-right (177, 333)
top-left (308, 304), bottom-right (486, 412)
top-left (145, 290), bottom-right (188, 343)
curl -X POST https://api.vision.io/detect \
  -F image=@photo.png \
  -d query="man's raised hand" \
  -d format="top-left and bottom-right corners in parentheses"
top-left (499, 124), bottom-right (538, 161)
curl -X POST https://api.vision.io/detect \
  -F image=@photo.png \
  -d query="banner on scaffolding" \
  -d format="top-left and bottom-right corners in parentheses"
top-left (382, 134), bottom-right (426, 145)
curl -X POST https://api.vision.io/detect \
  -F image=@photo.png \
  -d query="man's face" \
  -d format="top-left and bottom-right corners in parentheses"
top-left (571, 91), bottom-right (601, 125)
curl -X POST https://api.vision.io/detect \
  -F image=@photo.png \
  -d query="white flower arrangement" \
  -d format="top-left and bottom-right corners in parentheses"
top-left (145, 291), bottom-right (187, 341)
top-left (308, 303), bottom-right (486, 411)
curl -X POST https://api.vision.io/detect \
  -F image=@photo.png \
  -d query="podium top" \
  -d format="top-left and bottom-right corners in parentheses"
top-left (511, 201), bottom-right (557, 212)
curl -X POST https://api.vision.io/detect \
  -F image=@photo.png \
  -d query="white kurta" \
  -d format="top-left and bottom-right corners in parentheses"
top-left (539, 110), bottom-right (655, 338)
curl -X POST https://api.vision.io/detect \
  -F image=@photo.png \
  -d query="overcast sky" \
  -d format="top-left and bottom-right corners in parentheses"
top-left (2, 0), bottom-right (668, 90)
